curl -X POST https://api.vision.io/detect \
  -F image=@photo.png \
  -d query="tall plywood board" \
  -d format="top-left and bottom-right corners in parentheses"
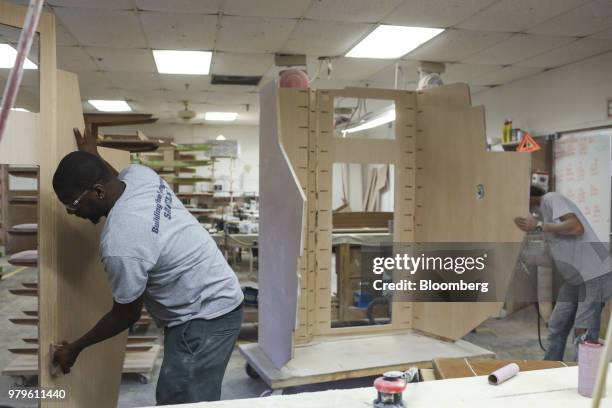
top-left (411, 85), bottom-right (530, 340)
top-left (41, 70), bottom-right (130, 407)
top-left (0, 2), bottom-right (131, 405)
top-left (259, 82), bottom-right (306, 368)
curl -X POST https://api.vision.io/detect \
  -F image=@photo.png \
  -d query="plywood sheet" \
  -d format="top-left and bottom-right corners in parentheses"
top-left (40, 70), bottom-right (130, 407)
top-left (258, 81), bottom-right (306, 368)
top-left (411, 89), bottom-right (530, 340)
top-left (239, 332), bottom-right (493, 389)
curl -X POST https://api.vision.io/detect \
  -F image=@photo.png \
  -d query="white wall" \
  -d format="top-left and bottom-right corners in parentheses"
top-left (473, 51), bottom-right (612, 143)
top-left (105, 123), bottom-right (259, 194)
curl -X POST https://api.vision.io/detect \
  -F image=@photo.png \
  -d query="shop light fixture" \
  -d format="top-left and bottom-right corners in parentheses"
top-left (346, 25), bottom-right (444, 59)
top-left (88, 100), bottom-right (132, 112)
top-left (341, 107), bottom-right (395, 137)
top-left (153, 50), bottom-right (212, 75)
top-left (0, 44), bottom-right (37, 69)
top-left (205, 112), bottom-right (237, 122)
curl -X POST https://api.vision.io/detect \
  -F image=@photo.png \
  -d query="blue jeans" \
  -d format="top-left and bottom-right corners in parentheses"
top-left (156, 305), bottom-right (243, 405)
top-left (544, 277), bottom-right (609, 361)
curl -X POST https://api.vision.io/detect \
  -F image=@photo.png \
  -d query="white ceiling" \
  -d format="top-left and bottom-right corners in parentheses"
top-left (6, 0), bottom-right (612, 125)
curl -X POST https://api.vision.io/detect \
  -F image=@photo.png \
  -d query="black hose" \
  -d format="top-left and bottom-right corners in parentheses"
top-left (535, 302), bottom-right (546, 352)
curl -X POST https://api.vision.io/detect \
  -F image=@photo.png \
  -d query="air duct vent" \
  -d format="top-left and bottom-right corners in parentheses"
top-left (211, 75), bottom-right (262, 86)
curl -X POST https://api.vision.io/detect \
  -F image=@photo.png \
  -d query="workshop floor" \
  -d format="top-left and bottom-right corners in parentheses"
top-left (0, 253), bottom-right (573, 408)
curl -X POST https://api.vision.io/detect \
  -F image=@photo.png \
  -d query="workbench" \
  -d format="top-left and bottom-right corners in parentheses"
top-left (144, 365), bottom-right (612, 407)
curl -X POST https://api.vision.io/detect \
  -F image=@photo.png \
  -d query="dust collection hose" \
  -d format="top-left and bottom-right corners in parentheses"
top-left (0, 0), bottom-right (45, 143)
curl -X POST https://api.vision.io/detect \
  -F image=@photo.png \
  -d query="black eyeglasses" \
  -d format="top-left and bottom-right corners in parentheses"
top-left (65, 188), bottom-right (90, 211)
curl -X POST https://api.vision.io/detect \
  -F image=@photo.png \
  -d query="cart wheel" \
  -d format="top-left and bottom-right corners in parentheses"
top-left (138, 374), bottom-right (149, 384)
top-left (245, 363), bottom-right (260, 379)
top-left (14, 376), bottom-right (25, 386)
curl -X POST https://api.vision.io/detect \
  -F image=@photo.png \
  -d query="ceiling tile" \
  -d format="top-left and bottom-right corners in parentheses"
top-left (283, 20), bottom-right (373, 56)
top-left (79, 86), bottom-right (127, 101)
top-left (163, 90), bottom-right (209, 104)
top-left (456, 0), bottom-right (590, 32)
top-left (329, 57), bottom-right (393, 81)
top-left (48, 0), bottom-right (133, 9)
top-left (591, 27), bottom-right (612, 40)
top-left (75, 71), bottom-right (113, 90)
top-left (206, 91), bottom-right (255, 105)
top-left (127, 101), bottom-right (169, 114)
top-left (515, 38), bottom-right (612, 68)
top-left (55, 22), bottom-right (79, 46)
top-left (526, 0), bottom-right (612, 37)
top-left (405, 29), bottom-right (512, 62)
top-left (384, 0), bottom-right (497, 27)
top-left (224, 0), bottom-right (312, 18)
top-left (305, 0), bottom-right (403, 23)
top-left (121, 89), bottom-right (165, 102)
top-left (216, 16), bottom-right (296, 53)
top-left (85, 47), bottom-right (157, 73)
top-left (211, 52), bottom-right (274, 76)
top-left (135, 0), bottom-right (222, 13)
top-left (139, 12), bottom-right (218, 50)
top-left (463, 34), bottom-right (574, 65)
top-left (160, 75), bottom-right (211, 92)
top-left (470, 65), bottom-right (544, 86)
top-left (57, 46), bottom-right (99, 71)
top-left (442, 63), bottom-right (500, 83)
top-left (54, 8), bottom-right (147, 48)
top-left (106, 72), bottom-right (162, 90)
top-left (366, 60), bottom-right (420, 88)
top-left (469, 85), bottom-right (492, 95)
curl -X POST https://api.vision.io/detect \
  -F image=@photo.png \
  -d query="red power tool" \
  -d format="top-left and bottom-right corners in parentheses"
top-left (373, 371), bottom-right (407, 408)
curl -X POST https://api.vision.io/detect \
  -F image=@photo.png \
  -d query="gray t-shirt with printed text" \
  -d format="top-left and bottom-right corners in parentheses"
top-left (100, 164), bottom-right (243, 327)
top-left (539, 192), bottom-right (611, 285)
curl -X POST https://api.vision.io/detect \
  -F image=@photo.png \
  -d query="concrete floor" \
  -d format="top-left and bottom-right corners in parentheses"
top-left (0, 256), bottom-right (573, 408)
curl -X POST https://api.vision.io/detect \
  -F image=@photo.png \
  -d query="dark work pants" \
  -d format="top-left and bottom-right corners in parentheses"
top-left (156, 305), bottom-right (243, 405)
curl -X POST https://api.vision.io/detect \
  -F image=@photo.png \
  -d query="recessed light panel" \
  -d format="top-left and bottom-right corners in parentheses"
top-left (346, 25), bottom-right (444, 59)
top-left (205, 112), bottom-right (238, 122)
top-left (153, 50), bottom-right (212, 75)
top-left (0, 44), bottom-right (37, 69)
top-left (88, 100), bottom-right (132, 112)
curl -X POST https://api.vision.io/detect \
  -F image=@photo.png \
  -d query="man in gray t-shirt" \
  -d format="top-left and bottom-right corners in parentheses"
top-left (515, 186), bottom-right (612, 361)
top-left (50, 128), bottom-right (244, 404)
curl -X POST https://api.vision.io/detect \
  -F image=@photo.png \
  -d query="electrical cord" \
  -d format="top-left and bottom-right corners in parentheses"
top-left (535, 302), bottom-right (547, 352)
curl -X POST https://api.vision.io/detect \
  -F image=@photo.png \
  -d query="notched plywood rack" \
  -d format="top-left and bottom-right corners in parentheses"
top-left (242, 81), bottom-right (531, 391)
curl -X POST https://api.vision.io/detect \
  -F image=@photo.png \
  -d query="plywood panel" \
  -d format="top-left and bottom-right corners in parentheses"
top-left (41, 70), bottom-right (130, 407)
top-left (411, 88), bottom-right (530, 340)
top-left (259, 81), bottom-right (306, 368)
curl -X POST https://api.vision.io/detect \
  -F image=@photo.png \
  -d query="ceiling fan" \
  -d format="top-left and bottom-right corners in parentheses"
top-left (177, 83), bottom-right (196, 121)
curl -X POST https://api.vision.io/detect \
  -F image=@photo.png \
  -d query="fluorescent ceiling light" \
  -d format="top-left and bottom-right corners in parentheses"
top-left (346, 25), bottom-right (444, 59)
top-left (153, 50), bottom-right (212, 75)
top-left (11, 107), bottom-right (30, 112)
top-left (341, 108), bottom-right (395, 137)
top-left (216, 134), bottom-right (226, 140)
top-left (205, 112), bottom-right (237, 122)
top-left (88, 100), bottom-right (132, 112)
top-left (0, 44), bottom-right (37, 69)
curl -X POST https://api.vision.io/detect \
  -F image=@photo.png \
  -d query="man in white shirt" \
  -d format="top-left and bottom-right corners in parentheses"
top-left (51, 129), bottom-right (244, 404)
top-left (515, 186), bottom-right (612, 360)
